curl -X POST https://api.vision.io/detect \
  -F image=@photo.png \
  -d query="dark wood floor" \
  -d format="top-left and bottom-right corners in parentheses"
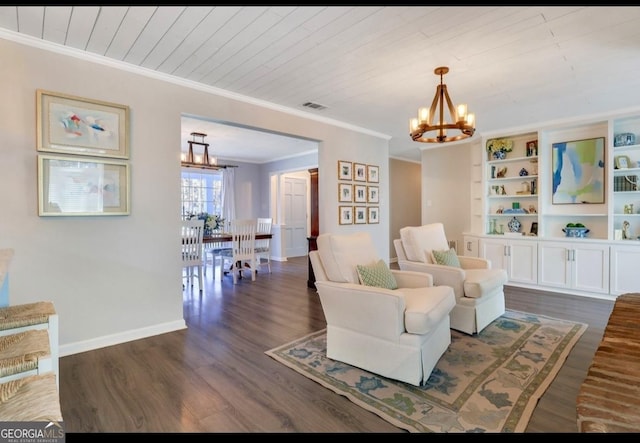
top-left (59, 256), bottom-right (614, 433)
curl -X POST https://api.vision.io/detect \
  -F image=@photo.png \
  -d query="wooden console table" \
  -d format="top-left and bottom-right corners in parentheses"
top-left (576, 293), bottom-right (640, 432)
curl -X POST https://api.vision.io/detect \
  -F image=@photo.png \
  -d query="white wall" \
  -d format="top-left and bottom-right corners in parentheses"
top-left (0, 37), bottom-right (390, 355)
top-left (389, 158), bottom-right (421, 259)
top-left (420, 141), bottom-right (474, 251)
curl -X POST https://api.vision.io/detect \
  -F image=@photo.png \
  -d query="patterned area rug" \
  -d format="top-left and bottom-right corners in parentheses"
top-left (266, 310), bottom-right (587, 433)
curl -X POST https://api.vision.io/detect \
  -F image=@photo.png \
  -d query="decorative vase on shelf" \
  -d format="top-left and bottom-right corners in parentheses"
top-left (508, 217), bottom-right (521, 233)
top-left (492, 150), bottom-right (507, 160)
top-left (488, 218), bottom-right (497, 235)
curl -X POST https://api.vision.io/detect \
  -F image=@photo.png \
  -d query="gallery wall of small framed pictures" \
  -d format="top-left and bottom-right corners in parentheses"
top-left (337, 160), bottom-right (380, 225)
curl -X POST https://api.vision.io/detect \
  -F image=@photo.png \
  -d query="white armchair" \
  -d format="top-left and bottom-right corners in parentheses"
top-left (309, 232), bottom-right (456, 387)
top-left (394, 223), bottom-right (507, 335)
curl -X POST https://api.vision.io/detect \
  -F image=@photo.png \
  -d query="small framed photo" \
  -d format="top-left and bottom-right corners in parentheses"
top-left (354, 184), bottom-right (367, 203)
top-left (338, 160), bottom-right (352, 180)
top-left (530, 222), bottom-right (538, 236)
top-left (526, 140), bottom-right (538, 157)
top-left (338, 183), bottom-right (352, 202)
top-left (339, 206), bottom-right (353, 225)
top-left (353, 163), bottom-right (367, 182)
top-left (367, 164), bottom-right (379, 183)
top-left (38, 154), bottom-right (130, 216)
top-left (615, 155), bottom-right (631, 169)
top-left (367, 206), bottom-right (379, 224)
top-left (367, 185), bottom-right (379, 203)
top-left (36, 89), bottom-right (130, 159)
top-left (354, 206), bottom-right (367, 224)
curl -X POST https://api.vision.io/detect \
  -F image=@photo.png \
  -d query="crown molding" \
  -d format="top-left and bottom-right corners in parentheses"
top-left (0, 28), bottom-right (391, 142)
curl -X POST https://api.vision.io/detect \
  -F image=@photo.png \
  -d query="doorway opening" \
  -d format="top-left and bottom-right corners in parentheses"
top-left (180, 114), bottom-right (319, 261)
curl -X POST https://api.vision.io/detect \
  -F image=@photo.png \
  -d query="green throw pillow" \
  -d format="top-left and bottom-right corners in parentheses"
top-left (356, 259), bottom-right (398, 290)
top-left (431, 248), bottom-right (461, 268)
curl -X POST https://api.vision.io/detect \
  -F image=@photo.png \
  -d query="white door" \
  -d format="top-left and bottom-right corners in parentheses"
top-left (283, 176), bottom-right (308, 257)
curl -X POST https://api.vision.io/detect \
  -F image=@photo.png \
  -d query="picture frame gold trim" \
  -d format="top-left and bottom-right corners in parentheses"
top-left (615, 155), bottom-right (631, 169)
top-left (354, 184), bottom-right (367, 203)
top-left (367, 185), bottom-right (379, 203)
top-left (38, 154), bottom-right (130, 216)
top-left (338, 160), bottom-right (352, 180)
top-left (354, 206), bottom-right (367, 224)
top-left (367, 164), bottom-right (379, 183)
top-left (367, 206), bottom-right (379, 224)
top-left (338, 183), bottom-right (353, 202)
top-left (36, 89), bottom-right (130, 159)
top-left (353, 163), bottom-right (367, 182)
top-left (339, 206), bottom-right (353, 225)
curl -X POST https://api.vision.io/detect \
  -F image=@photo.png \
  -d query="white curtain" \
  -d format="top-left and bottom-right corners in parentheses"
top-left (221, 167), bottom-right (236, 229)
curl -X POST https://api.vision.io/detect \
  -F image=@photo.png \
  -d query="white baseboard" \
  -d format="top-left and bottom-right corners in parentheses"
top-left (59, 319), bottom-right (187, 357)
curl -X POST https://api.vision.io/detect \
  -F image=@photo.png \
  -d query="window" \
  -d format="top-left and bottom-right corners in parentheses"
top-left (181, 169), bottom-right (223, 218)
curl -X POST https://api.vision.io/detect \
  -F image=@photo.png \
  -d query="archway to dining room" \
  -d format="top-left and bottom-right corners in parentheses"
top-left (180, 114), bottom-right (319, 264)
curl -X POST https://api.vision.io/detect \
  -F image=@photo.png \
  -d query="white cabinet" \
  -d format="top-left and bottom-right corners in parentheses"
top-left (473, 110), bottom-right (640, 299)
top-left (463, 235), bottom-right (479, 257)
top-left (538, 242), bottom-right (609, 294)
top-left (609, 243), bottom-right (640, 295)
top-left (480, 237), bottom-right (537, 285)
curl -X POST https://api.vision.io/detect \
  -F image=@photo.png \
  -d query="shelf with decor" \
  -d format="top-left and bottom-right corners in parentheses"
top-left (470, 111), bottom-right (640, 299)
top-left (484, 133), bottom-right (539, 236)
top-left (541, 214), bottom-right (608, 240)
top-left (611, 115), bottom-right (640, 239)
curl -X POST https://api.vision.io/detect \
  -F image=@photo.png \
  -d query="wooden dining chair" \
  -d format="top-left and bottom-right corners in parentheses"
top-left (255, 217), bottom-right (273, 273)
top-left (204, 219), bottom-right (232, 278)
top-left (218, 219), bottom-right (257, 284)
top-left (181, 219), bottom-right (205, 291)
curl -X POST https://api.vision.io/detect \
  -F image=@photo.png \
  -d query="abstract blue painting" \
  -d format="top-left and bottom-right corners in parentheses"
top-left (552, 137), bottom-right (605, 204)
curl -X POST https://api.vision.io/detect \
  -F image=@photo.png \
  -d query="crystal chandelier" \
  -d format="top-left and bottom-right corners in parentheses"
top-left (409, 66), bottom-right (475, 143)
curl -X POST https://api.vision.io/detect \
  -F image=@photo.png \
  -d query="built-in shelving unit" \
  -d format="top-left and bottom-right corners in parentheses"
top-left (611, 115), bottom-right (640, 240)
top-left (484, 132), bottom-right (539, 236)
top-left (465, 111), bottom-right (640, 300)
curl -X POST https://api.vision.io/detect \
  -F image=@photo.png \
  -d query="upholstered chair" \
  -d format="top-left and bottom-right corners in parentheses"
top-left (309, 231), bottom-right (456, 387)
top-left (394, 223), bottom-right (507, 335)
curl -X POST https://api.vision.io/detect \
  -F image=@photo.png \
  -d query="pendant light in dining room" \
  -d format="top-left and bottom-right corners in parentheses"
top-left (180, 132), bottom-right (237, 170)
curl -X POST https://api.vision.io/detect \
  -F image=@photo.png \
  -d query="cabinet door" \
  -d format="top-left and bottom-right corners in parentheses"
top-left (463, 236), bottom-right (479, 257)
top-left (480, 239), bottom-right (509, 273)
top-left (610, 244), bottom-right (640, 295)
top-left (573, 244), bottom-right (609, 294)
top-left (508, 240), bottom-right (537, 284)
top-left (538, 243), bottom-right (571, 289)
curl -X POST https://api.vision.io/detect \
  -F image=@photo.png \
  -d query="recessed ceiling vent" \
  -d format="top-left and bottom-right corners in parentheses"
top-left (302, 101), bottom-right (327, 110)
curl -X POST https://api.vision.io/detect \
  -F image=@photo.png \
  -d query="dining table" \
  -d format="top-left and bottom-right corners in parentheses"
top-left (203, 232), bottom-right (273, 279)
top-left (202, 232), bottom-right (272, 243)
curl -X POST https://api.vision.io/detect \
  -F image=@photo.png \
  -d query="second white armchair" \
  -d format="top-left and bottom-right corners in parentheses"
top-left (394, 223), bottom-right (507, 335)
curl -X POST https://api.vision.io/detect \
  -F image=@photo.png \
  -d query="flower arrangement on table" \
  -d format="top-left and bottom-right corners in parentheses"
top-left (486, 138), bottom-right (514, 154)
top-left (206, 214), bottom-right (225, 231)
top-left (187, 212), bottom-right (225, 234)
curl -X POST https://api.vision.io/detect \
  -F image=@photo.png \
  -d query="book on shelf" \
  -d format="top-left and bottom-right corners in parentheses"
top-left (614, 175), bottom-right (638, 192)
